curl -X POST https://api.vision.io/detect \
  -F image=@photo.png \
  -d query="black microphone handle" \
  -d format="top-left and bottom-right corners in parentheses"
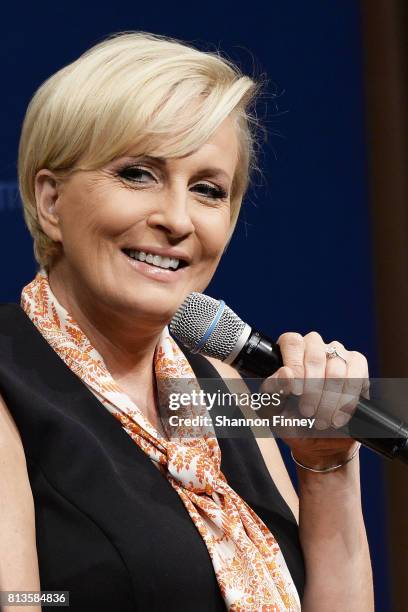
top-left (231, 328), bottom-right (408, 465)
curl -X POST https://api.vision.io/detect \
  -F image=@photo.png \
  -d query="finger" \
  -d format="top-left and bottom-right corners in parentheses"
top-left (259, 367), bottom-right (295, 422)
top-left (277, 332), bottom-right (305, 395)
top-left (260, 366), bottom-right (295, 397)
top-left (331, 351), bottom-right (369, 428)
top-left (315, 341), bottom-right (348, 430)
top-left (362, 377), bottom-right (370, 400)
top-left (299, 332), bottom-right (326, 418)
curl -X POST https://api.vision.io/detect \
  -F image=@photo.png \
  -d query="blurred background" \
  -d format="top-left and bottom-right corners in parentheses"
top-left (0, 1), bottom-right (406, 609)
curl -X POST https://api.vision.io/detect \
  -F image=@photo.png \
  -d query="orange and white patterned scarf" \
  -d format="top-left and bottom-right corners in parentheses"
top-left (21, 268), bottom-right (300, 611)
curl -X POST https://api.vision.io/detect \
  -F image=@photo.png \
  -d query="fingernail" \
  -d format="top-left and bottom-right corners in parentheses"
top-left (332, 412), bottom-right (349, 428)
top-left (300, 404), bottom-right (315, 417)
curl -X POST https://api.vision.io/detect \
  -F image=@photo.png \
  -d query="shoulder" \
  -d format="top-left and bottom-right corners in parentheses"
top-left (0, 303), bottom-right (24, 328)
top-left (203, 355), bottom-right (299, 522)
top-left (0, 302), bottom-right (21, 312)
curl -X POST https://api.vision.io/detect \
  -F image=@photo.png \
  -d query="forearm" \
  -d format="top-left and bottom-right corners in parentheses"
top-left (297, 454), bottom-right (374, 612)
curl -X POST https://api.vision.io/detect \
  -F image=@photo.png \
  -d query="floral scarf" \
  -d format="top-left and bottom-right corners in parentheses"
top-left (21, 268), bottom-right (300, 611)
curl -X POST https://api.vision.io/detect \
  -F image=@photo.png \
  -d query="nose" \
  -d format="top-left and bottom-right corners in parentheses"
top-left (146, 188), bottom-right (195, 240)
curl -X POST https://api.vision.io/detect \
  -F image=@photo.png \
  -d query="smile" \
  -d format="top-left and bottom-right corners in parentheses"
top-left (122, 248), bottom-right (186, 270)
top-left (120, 248), bottom-right (189, 283)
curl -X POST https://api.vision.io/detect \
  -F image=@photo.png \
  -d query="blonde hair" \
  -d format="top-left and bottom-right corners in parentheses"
top-left (18, 31), bottom-right (262, 268)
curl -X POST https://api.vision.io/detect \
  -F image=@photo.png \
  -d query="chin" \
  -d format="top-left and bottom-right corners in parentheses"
top-left (115, 287), bottom-right (186, 323)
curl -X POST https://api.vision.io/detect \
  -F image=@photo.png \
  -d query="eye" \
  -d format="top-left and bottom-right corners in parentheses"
top-left (115, 164), bottom-right (228, 200)
top-left (117, 166), bottom-right (156, 184)
top-left (192, 183), bottom-right (228, 200)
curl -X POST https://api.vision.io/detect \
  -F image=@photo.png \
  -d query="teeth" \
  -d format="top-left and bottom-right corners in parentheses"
top-left (124, 249), bottom-right (181, 270)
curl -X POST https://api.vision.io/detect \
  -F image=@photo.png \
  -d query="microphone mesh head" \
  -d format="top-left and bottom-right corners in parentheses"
top-left (169, 292), bottom-right (246, 360)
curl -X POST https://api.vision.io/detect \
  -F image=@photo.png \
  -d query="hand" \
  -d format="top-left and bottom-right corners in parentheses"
top-left (260, 331), bottom-right (370, 469)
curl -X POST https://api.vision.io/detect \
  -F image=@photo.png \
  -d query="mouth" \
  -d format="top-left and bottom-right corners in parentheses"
top-left (121, 248), bottom-right (189, 271)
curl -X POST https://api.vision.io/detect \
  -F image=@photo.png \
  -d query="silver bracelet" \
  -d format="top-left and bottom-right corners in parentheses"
top-left (290, 442), bottom-right (361, 473)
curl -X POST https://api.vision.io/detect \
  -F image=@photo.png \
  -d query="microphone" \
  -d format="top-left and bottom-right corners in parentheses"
top-left (170, 292), bottom-right (408, 465)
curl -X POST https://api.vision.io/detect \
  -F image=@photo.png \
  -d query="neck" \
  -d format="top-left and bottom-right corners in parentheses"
top-left (46, 263), bottom-right (164, 386)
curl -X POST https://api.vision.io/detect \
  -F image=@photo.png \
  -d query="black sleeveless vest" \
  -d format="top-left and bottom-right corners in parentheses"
top-left (0, 303), bottom-right (304, 611)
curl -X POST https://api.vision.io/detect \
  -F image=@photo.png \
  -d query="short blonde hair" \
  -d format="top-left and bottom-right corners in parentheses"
top-left (18, 31), bottom-right (261, 268)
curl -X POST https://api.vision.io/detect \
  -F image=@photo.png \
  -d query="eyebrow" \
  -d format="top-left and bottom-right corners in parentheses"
top-left (121, 154), bottom-right (232, 184)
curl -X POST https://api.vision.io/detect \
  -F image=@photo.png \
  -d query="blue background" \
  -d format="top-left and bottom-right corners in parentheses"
top-left (0, 1), bottom-right (391, 609)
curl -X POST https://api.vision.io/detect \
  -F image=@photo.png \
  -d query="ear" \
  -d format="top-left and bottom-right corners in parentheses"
top-left (34, 170), bottom-right (63, 243)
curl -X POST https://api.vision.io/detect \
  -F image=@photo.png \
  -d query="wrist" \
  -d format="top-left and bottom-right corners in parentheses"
top-left (291, 442), bottom-right (361, 473)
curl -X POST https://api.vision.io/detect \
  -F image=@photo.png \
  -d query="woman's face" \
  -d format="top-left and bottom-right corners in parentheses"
top-left (37, 117), bottom-right (239, 327)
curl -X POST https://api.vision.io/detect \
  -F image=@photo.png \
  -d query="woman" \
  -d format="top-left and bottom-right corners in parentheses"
top-left (0, 31), bottom-right (373, 611)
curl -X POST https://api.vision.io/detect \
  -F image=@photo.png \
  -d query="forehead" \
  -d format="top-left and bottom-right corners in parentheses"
top-left (200, 116), bottom-right (239, 152)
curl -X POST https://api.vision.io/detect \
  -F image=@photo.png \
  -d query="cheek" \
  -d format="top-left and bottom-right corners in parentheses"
top-left (195, 209), bottom-right (231, 259)
top-left (61, 188), bottom-right (148, 244)
top-left (94, 194), bottom-right (151, 236)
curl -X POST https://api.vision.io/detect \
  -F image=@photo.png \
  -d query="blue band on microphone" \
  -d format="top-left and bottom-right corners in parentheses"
top-left (192, 300), bottom-right (225, 353)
